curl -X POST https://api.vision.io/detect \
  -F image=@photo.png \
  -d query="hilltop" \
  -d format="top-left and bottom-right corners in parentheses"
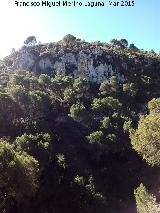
top-left (1, 34), bottom-right (160, 84)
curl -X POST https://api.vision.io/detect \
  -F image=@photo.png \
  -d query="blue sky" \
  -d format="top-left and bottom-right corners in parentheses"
top-left (0, 0), bottom-right (159, 59)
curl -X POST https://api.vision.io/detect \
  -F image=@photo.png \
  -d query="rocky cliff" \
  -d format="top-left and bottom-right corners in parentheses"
top-left (1, 37), bottom-right (160, 84)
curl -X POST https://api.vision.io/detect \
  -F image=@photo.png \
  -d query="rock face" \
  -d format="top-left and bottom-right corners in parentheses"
top-left (10, 46), bottom-right (117, 83)
top-left (2, 41), bottom-right (160, 84)
top-left (12, 49), bottom-right (35, 71)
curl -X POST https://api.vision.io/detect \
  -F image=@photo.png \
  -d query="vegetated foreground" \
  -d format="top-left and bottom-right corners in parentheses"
top-left (0, 35), bottom-right (160, 213)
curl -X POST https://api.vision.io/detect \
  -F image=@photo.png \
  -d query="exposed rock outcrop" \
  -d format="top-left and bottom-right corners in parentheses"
top-left (1, 39), bottom-right (160, 84)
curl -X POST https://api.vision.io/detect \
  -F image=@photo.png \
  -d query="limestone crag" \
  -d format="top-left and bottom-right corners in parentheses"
top-left (9, 46), bottom-right (117, 83)
top-left (2, 40), bottom-right (160, 84)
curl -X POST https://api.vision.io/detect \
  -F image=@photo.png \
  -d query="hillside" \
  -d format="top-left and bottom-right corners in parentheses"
top-left (0, 35), bottom-right (160, 213)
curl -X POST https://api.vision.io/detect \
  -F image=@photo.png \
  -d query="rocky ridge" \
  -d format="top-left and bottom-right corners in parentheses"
top-left (1, 37), bottom-right (160, 84)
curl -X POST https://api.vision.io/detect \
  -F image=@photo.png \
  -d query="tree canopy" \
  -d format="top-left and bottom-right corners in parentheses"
top-left (24, 36), bottom-right (37, 46)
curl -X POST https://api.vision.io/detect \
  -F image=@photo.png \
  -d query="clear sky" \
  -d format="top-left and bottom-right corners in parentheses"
top-left (0, 0), bottom-right (159, 59)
